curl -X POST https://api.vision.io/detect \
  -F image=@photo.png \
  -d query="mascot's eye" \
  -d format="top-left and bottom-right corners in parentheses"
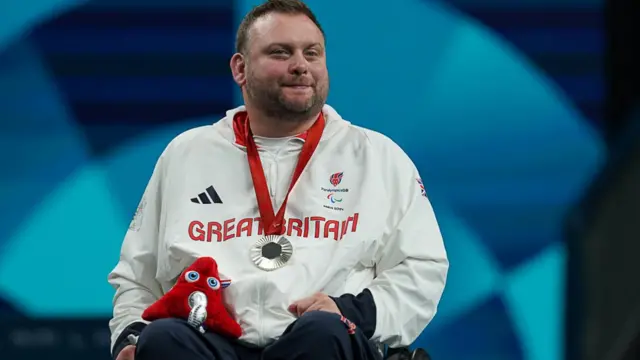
top-left (185, 271), bottom-right (199, 282)
top-left (207, 277), bottom-right (220, 290)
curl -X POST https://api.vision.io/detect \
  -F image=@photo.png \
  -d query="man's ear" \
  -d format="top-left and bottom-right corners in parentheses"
top-left (230, 53), bottom-right (247, 86)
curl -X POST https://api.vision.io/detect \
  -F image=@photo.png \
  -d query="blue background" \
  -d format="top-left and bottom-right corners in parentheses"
top-left (0, 0), bottom-right (604, 359)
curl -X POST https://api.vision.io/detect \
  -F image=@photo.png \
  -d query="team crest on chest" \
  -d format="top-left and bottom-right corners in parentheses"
top-left (329, 172), bottom-right (343, 187)
top-left (321, 171), bottom-right (348, 211)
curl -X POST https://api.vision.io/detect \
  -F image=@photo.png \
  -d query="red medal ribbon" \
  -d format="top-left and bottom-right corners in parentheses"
top-left (244, 113), bottom-right (325, 236)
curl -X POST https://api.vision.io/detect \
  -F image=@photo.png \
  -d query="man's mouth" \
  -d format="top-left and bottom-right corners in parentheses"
top-left (283, 84), bottom-right (312, 88)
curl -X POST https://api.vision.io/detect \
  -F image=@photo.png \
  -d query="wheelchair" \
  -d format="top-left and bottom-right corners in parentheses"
top-left (383, 346), bottom-right (431, 360)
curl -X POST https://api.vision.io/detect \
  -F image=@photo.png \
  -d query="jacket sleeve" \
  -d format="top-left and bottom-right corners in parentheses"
top-left (107, 153), bottom-right (168, 356)
top-left (366, 142), bottom-right (449, 347)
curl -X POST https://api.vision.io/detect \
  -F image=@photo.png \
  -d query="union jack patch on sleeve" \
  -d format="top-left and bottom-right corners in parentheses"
top-left (416, 178), bottom-right (427, 198)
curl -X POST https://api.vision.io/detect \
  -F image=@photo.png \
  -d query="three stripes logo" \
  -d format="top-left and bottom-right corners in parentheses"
top-left (191, 185), bottom-right (223, 204)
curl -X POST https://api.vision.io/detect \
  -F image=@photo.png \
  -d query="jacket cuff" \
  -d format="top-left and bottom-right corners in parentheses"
top-left (112, 321), bottom-right (147, 360)
top-left (330, 288), bottom-right (376, 338)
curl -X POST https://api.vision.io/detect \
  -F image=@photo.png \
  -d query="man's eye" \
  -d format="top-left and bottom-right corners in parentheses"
top-left (271, 49), bottom-right (287, 55)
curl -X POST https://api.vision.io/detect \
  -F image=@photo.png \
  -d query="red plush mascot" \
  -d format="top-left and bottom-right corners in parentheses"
top-left (141, 256), bottom-right (242, 339)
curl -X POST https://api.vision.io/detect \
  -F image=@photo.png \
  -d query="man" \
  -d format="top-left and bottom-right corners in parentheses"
top-left (108, 0), bottom-right (448, 359)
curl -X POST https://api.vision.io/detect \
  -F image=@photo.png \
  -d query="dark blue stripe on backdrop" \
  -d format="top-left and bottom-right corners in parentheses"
top-left (449, 1), bottom-right (604, 128)
top-left (29, 2), bottom-right (236, 154)
top-left (35, 30), bottom-right (232, 54)
top-left (59, 77), bottom-right (232, 102)
top-left (41, 8), bottom-right (234, 28)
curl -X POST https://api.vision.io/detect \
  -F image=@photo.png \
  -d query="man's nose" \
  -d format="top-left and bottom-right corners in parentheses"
top-left (288, 53), bottom-right (309, 75)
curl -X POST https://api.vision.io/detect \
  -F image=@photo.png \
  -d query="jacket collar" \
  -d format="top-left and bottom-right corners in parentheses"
top-left (213, 104), bottom-right (349, 149)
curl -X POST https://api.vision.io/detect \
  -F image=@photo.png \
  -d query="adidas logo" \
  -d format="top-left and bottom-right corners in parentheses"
top-left (191, 185), bottom-right (223, 204)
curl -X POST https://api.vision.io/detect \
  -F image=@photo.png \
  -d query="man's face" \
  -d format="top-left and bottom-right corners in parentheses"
top-left (242, 13), bottom-right (328, 121)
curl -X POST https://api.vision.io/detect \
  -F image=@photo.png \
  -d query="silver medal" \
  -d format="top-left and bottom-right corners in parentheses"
top-left (250, 235), bottom-right (293, 271)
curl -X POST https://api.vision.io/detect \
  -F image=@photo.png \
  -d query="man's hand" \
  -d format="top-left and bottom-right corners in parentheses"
top-left (288, 293), bottom-right (342, 317)
top-left (116, 345), bottom-right (136, 360)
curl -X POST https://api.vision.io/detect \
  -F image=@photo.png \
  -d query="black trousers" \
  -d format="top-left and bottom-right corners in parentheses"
top-left (135, 310), bottom-right (383, 360)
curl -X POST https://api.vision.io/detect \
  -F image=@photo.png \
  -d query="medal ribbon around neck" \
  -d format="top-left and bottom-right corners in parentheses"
top-left (244, 113), bottom-right (325, 235)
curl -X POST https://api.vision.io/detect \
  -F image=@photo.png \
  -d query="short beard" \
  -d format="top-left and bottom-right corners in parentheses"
top-left (245, 71), bottom-right (327, 123)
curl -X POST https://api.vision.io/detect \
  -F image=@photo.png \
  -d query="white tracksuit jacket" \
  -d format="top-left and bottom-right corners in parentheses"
top-left (108, 104), bottom-right (448, 352)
